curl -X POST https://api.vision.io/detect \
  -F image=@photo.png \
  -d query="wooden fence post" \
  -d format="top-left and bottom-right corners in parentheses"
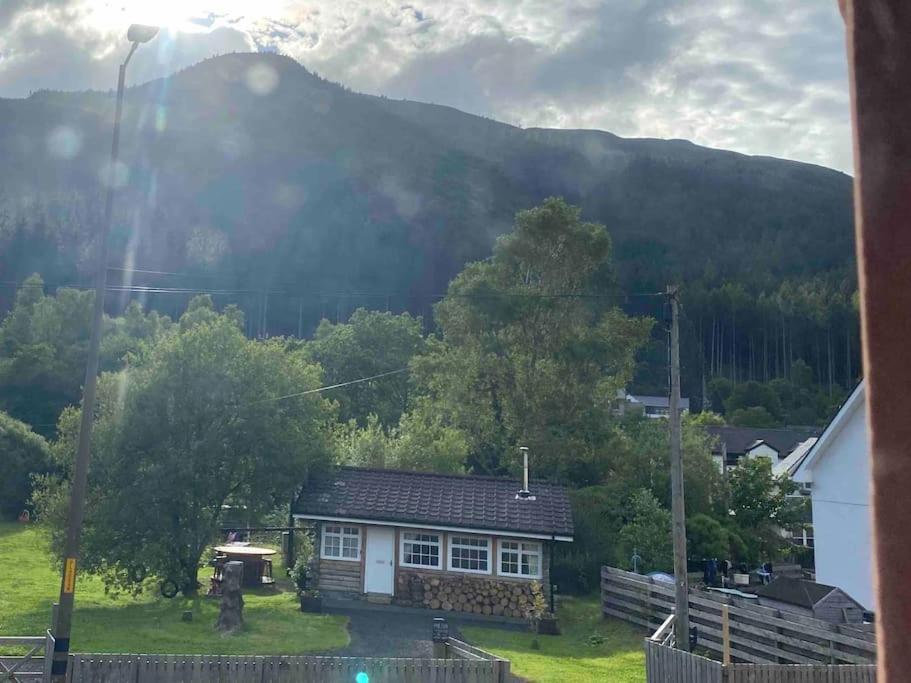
top-left (722, 605), bottom-right (731, 666)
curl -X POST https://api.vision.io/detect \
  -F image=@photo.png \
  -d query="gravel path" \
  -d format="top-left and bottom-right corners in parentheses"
top-left (323, 602), bottom-right (525, 657)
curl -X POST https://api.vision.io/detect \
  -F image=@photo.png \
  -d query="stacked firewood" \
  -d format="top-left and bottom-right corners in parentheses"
top-left (396, 572), bottom-right (542, 618)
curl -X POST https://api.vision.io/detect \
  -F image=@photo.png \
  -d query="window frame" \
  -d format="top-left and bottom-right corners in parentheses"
top-left (447, 534), bottom-right (492, 575)
top-left (497, 539), bottom-right (543, 579)
top-left (320, 524), bottom-right (361, 562)
top-left (399, 530), bottom-right (443, 569)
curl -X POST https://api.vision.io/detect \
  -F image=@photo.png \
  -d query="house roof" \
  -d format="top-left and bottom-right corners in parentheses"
top-left (630, 395), bottom-right (691, 410)
top-left (292, 467), bottom-right (574, 540)
top-left (773, 437), bottom-right (819, 477)
top-left (755, 577), bottom-right (842, 608)
top-left (793, 381), bottom-right (865, 483)
top-left (746, 439), bottom-right (779, 453)
top-left (705, 426), bottom-right (821, 457)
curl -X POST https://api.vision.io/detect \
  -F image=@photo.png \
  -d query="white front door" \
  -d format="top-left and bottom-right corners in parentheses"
top-left (364, 527), bottom-right (395, 595)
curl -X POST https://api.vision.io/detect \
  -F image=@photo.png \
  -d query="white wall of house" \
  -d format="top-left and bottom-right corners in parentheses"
top-left (795, 384), bottom-right (874, 610)
top-left (745, 442), bottom-right (779, 463)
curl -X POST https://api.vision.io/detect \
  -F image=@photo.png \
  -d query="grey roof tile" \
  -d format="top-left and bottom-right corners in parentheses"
top-left (293, 466), bottom-right (574, 537)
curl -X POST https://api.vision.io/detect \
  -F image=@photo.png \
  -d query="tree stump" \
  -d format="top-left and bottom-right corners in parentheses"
top-left (216, 561), bottom-right (244, 633)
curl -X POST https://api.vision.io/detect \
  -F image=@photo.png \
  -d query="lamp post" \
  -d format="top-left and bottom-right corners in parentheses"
top-left (50, 24), bottom-right (158, 682)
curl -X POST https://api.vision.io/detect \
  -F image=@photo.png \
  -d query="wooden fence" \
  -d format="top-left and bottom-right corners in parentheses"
top-left (66, 639), bottom-right (510, 683)
top-left (645, 639), bottom-right (723, 682)
top-left (603, 566), bottom-right (877, 666)
top-left (0, 632), bottom-right (54, 682)
top-left (646, 640), bottom-right (877, 682)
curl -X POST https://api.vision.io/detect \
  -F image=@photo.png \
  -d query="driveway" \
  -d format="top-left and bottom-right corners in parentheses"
top-left (323, 602), bottom-right (525, 657)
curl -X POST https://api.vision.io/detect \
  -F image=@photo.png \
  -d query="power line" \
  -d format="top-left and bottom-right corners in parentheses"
top-left (0, 279), bottom-right (666, 301)
top-left (247, 367), bottom-right (409, 405)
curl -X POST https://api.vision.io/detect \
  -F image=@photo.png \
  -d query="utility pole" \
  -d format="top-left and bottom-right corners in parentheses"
top-left (667, 284), bottom-right (690, 649)
top-left (50, 25), bottom-right (159, 682)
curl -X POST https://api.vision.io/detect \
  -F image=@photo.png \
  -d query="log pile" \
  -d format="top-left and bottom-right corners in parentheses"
top-left (395, 571), bottom-right (542, 618)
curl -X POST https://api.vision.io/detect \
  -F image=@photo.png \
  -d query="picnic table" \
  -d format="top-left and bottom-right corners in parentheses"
top-left (210, 544), bottom-right (276, 592)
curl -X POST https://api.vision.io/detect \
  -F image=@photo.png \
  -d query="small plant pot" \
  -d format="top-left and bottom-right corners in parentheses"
top-left (300, 595), bottom-right (323, 613)
top-left (537, 616), bottom-right (561, 635)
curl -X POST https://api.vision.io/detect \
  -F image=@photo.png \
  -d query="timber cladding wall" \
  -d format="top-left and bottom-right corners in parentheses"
top-left (395, 570), bottom-right (544, 617)
top-left (317, 558), bottom-right (362, 593)
top-left (602, 566), bottom-right (877, 666)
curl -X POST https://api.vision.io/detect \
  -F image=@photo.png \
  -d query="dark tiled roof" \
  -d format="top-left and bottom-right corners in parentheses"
top-left (755, 578), bottom-right (838, 608)
top-left (293, 467), bottom-right (574, 538)
top-left (705, 426), bottom-right (821, 458)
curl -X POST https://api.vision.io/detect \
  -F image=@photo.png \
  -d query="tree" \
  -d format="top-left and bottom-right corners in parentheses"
top-left (0, 275), bottom-right (93, 436)
top-left (0, 275), bottom-right (172, 437)
top-left (728, 406), bottom-right (778, 427)
top-left (724, 380), bottom-right (783, 421)
top-left (414, 198), bottom-right (651, 481)
top-left (34, 297), bottom-right (334, 594)
top-left (306, 309), bottom-right (425, 427)
top-left (686, 513), bottom-right (745, 561)
top-left (333, 399), bottom-right (469, 474)
top-left (618, 489), bottom-right (672, 573)
top-left (0, 410), bottom-right (52, 519)
top-left (612, 415), bottom-right (725, 519)
top-left (726, 457), bottom-right (801, 562)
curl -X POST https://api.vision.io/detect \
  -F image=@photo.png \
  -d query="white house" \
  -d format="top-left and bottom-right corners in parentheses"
top-left (614, 391), bottom-right (690, 419)
top-left (792, 382), bottom-right (873, 610)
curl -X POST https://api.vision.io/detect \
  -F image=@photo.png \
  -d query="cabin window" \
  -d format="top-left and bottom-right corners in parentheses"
top-left (321, 525), bottom-right (360, 561)
top-left (448, 535), bottom-right (491, 574)
top-left (400, 531), bottom-right (442, 568)
top-left (498, 540), bottom-right (542, 578)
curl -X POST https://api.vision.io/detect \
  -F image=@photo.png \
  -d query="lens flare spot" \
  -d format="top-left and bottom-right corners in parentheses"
top-left (99, 160), bottom-right (130, 189)
top-left (245, 62), bottom-right (279, 96)
top-left (156, 105), bottom-right (168, 132)
top-left (46, 125), bottom-right (82, 159)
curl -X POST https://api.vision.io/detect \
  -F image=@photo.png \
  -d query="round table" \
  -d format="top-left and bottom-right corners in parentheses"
top-left (213, 544), bottom-right (277, 588)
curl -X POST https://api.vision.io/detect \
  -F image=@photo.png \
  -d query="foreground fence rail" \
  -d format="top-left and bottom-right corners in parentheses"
top-left (603, 566), bottom-right (876, 666)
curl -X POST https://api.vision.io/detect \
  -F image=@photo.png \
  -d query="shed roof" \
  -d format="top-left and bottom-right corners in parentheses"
top-left (292, 467), bottom-right (574, 539)
top-left (755, 577), bottom-right (838, 608)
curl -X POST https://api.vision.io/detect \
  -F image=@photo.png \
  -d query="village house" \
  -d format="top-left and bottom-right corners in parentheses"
top-left (705, 425), bottom-right (820, 472)
top-left (793, 382), bottom-right (873, 610)
top-left (614, 391), bottom-right (690, 419)
top-left (292, 466), bottom-right (574, 616)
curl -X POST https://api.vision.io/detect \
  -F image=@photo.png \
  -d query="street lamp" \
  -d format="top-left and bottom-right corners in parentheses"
top-left (50, 24), bottom-right (158, 683)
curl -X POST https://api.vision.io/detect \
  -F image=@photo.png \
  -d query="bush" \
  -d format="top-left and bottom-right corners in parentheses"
top-left (291, 531), bottom-right (316, 594)
top-left (0, 411), bottom-right (52, 519)
top-left (551, 550), bottom-right (603, 595)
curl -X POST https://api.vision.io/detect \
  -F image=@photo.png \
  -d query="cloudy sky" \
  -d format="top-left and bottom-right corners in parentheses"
top-left (0, 0), bottom-right (853, 172)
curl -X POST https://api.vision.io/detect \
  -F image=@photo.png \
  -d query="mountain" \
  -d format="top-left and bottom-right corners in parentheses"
top-left (0, 52), bottom-right (855, 336)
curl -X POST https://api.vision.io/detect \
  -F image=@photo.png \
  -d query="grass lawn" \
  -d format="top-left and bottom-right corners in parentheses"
top-left (0, 522), bottom-right (348, 654)
top-left (462, 594), bottom-right (646, 683)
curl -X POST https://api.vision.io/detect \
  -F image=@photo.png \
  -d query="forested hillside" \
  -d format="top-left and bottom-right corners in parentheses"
top-left (0, 52), bottom-right (858, 408)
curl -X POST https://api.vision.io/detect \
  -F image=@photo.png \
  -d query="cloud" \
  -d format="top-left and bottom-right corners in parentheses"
top-left (0, 0), bottom-right (852, 171)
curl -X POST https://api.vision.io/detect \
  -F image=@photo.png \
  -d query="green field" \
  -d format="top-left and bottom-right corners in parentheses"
top-left (462, 595), bottom-right (646, 683)
top-left (0, 522), bottom-right (348, 654)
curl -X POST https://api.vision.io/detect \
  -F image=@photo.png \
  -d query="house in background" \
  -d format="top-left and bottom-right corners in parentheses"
top-left (615, 391), bottom-right (690, 419)
top-left (793, 382), bottom-right (873, 610)
top-left (754, 577), bottom-right (866, 624)
top-left (705, 425), bottom-right (821, 472)
top-left (292, 466), bottom-right (574, 615)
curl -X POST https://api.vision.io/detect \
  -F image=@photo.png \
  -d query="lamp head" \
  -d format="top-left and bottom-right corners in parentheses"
top-left (127, 24), bottom-right (159, 44)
